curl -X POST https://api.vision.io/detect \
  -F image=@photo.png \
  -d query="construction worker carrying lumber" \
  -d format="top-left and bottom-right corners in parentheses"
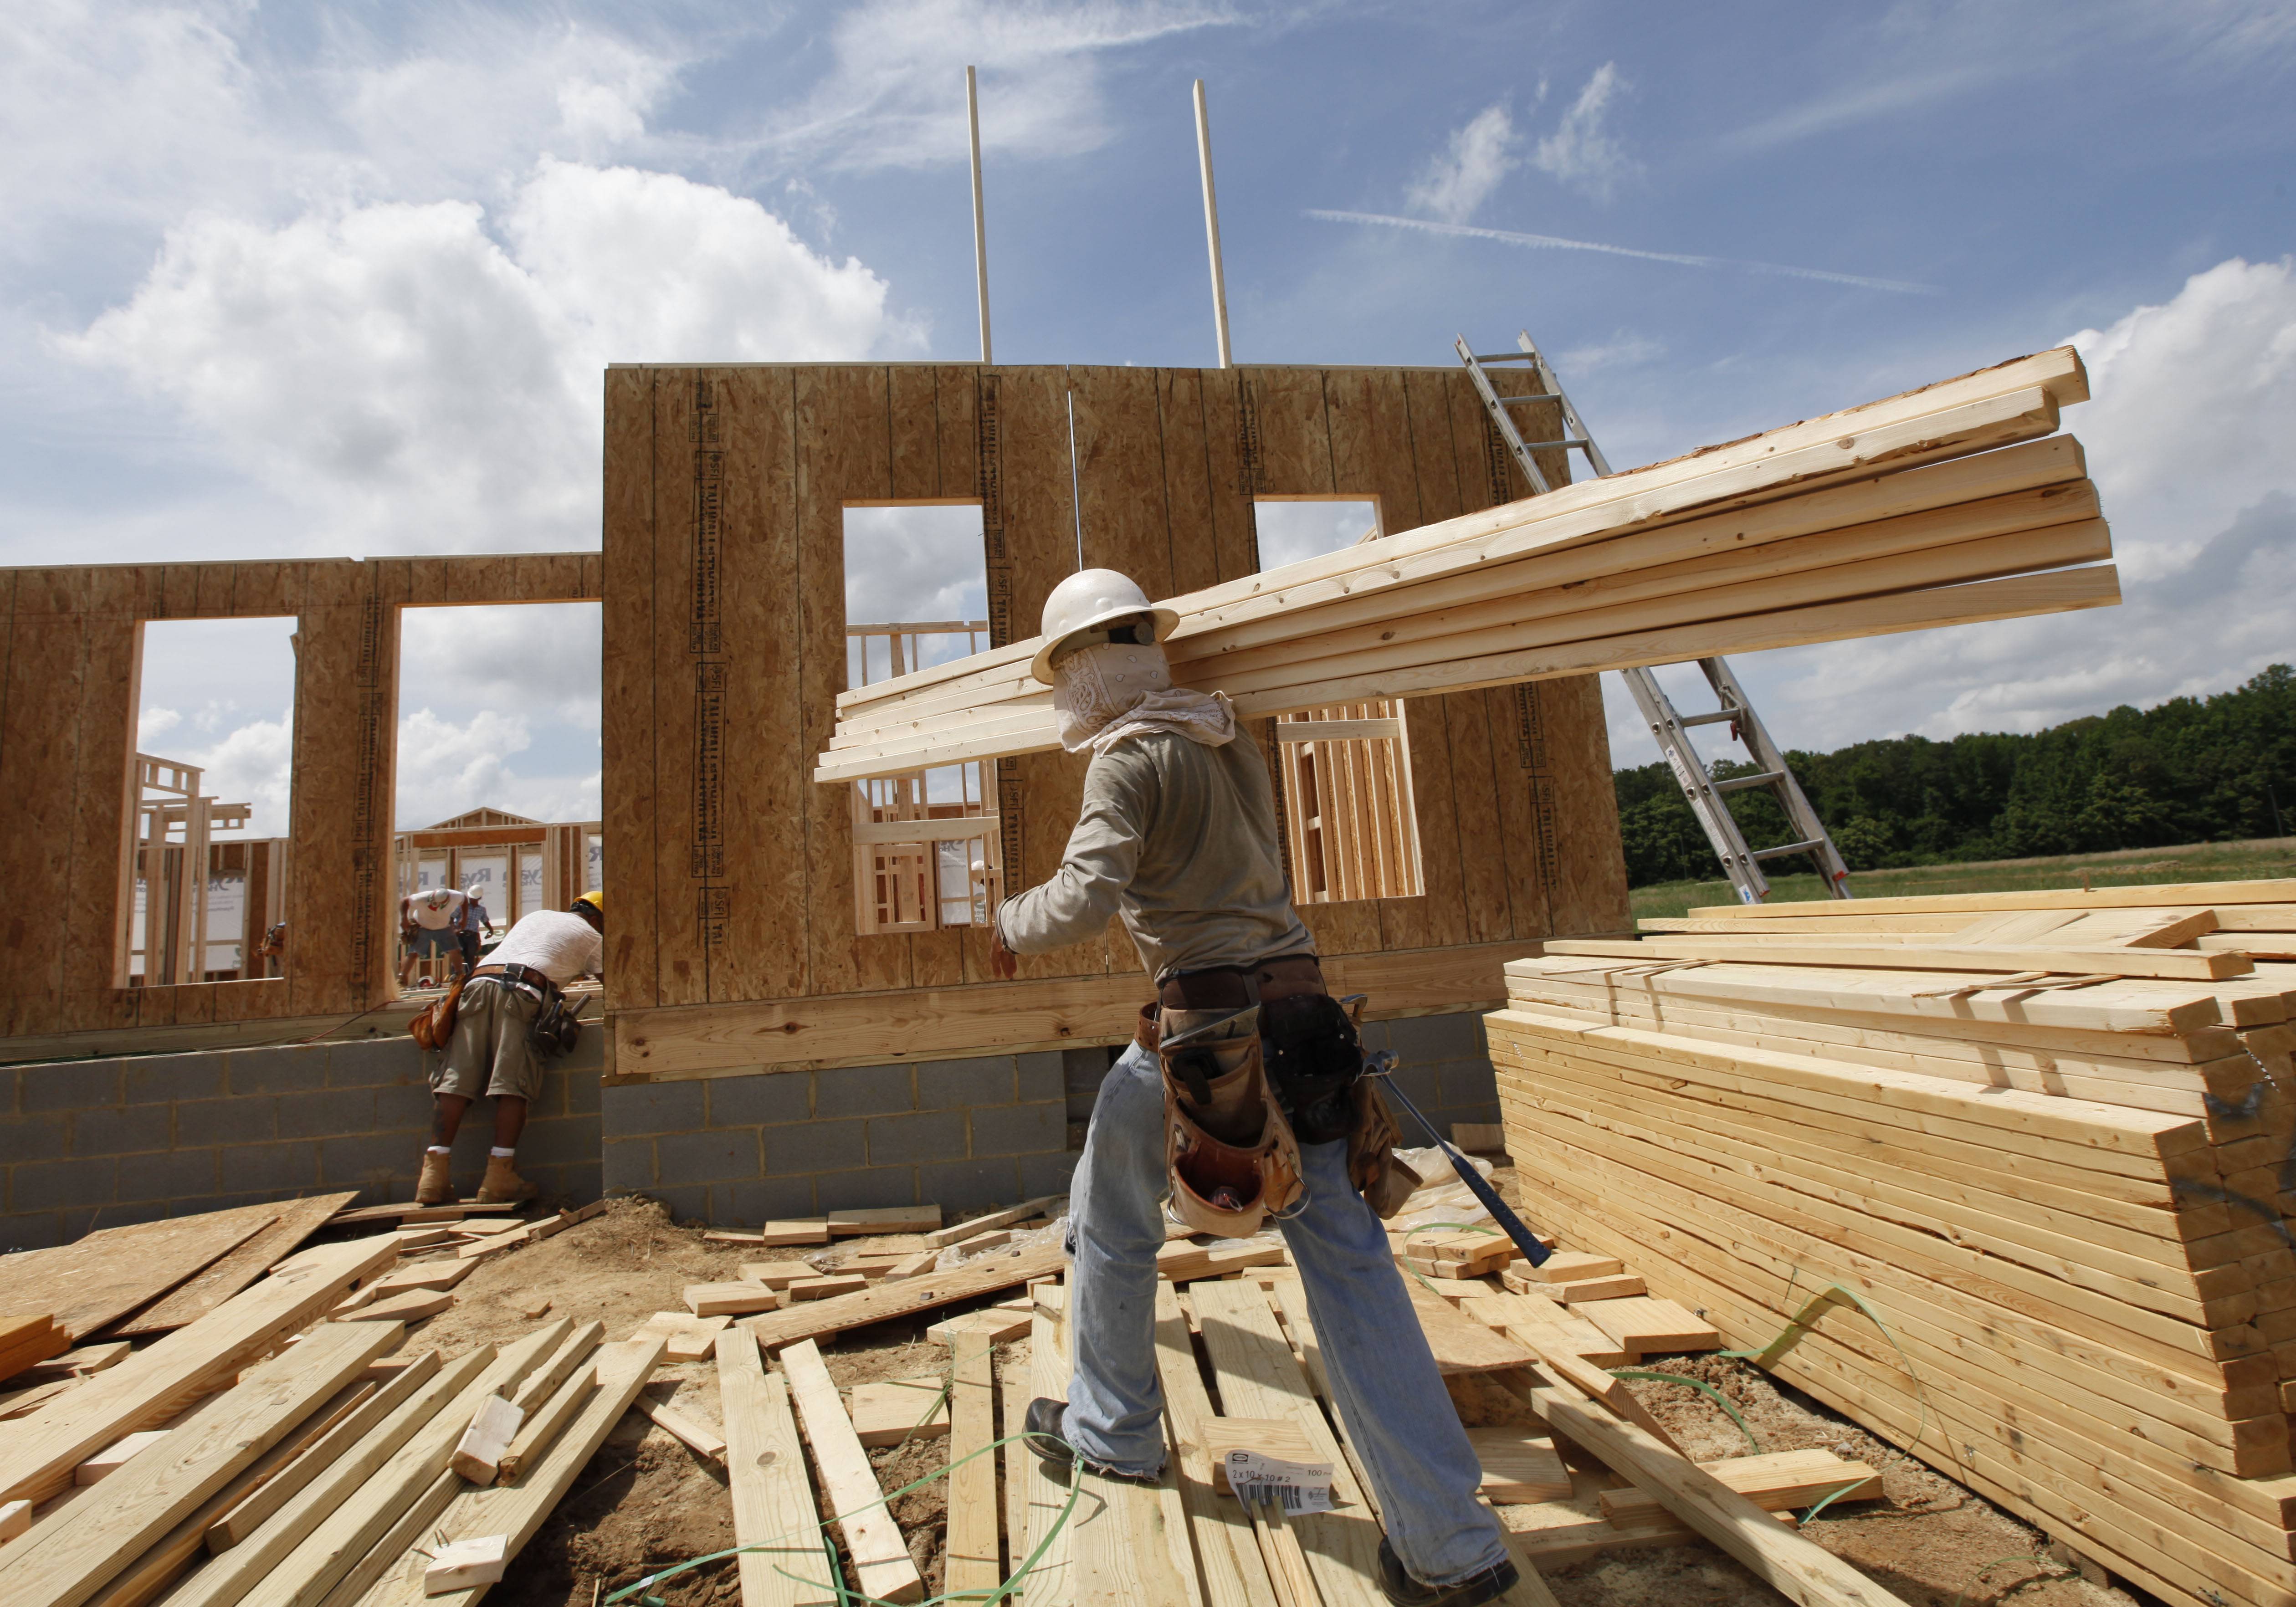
top-left (416, 890), bottom-right (605, 1206)
top-left (991, 570), bottom-right (1519, 1607)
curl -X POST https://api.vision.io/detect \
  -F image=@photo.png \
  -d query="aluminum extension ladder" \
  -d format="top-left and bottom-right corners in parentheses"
top-left (1456, 330), bottom-right (1853, 905)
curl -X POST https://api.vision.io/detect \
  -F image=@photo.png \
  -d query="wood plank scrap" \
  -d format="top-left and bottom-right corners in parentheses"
top-left (716, 1326), bottom-right (836, 1607)
top-left (7, 1204), bottom-right (279, 1343)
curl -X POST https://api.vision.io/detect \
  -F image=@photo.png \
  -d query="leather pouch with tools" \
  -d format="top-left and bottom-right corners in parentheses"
top-left (408, 978), bottom-right (463, 1052)
top-left (1150, 1003), bottom-right (1303, 1237)
top-left (1262, 991), bottom-right (1420, 1219)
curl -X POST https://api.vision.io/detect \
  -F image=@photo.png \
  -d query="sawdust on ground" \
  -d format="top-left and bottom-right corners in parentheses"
top-left (388, 1192), bottom-right (2148, 1607)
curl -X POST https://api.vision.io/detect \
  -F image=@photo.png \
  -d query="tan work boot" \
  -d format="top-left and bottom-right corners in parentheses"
top-left (476, 1153), bottom-right (538, 1204)
top-left (415, 1150), bottom-right (454, 1206)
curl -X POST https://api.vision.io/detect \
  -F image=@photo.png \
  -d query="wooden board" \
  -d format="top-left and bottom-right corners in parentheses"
top-left (111, 1193), bottom-right (359, 1337)
top-left (780, 1338), bottom-right (924, 1603)
top-left (1598, 1448), bottom-right (1881, 1523)
top-left (11, 1204), bottom-right (277, 1342)
top-left (847, 1376), bottom-right (951, 1445)
top-left (743, 1242), bottom-right (1067, 1349)
top-left (1404, 1281), bottom-right (1541, 1374)
top-left (944, 1331), bottom-right (1000, 1599)
top-left (0, 1233), bottom-right (398, 1508)
top-left (717, 1328), bottom-right (835, 1607)
top-left (5, 1318), bottom-right (397, 1607)
top-left (1465, 1425), bottom-right (1571, 1504)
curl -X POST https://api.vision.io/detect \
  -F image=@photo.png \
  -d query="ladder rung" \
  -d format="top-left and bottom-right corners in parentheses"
top-left (1677, 710), bottom-right (1740, 727)
top-left (1712, 771), bottom-right (1785, 794)
top-left (1469, 352), bottom-right (1540, 363)
top-left (1751, 838), bottom-right (1825, 861)
top-left (1520, 439), bottom-right (1591, 451)
top-left (1493, 392), bottom-right (1562, 404)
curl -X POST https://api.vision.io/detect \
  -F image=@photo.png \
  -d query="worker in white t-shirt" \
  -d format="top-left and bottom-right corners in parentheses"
top-left (399, 887), bottom-right (469, 988)
top-left (417, 891), bottom-right (606, 1205)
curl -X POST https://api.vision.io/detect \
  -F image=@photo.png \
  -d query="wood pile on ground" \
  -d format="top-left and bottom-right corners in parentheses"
top-left (0, 1177), bottom-right (2134, 1603)
top-left (1489, 875), bottom-right (2296, 1607)
top-left (820, 346), bottom-right (2112, 781)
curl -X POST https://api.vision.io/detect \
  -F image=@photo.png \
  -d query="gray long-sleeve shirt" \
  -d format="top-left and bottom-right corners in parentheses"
top-left (995, 731), bottom-right (1313, 982)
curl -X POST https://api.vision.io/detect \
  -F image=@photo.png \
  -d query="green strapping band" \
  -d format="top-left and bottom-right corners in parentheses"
top-left (1719, 1276), bottom-right (1928, 1447)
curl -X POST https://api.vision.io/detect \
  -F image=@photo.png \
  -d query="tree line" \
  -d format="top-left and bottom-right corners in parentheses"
top-left (1612, 664), bottom-right (2296, 887)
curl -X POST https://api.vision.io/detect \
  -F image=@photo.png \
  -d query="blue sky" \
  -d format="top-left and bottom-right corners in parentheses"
top-left (5, 0), bottom-right (2294, 834)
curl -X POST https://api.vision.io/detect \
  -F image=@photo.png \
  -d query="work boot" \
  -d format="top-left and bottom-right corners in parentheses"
top-left (1377, 1538), bottom-right (1520, 1607)
top-left (475, 1154), bottom-right (538, 1204)
top-left (1022, 1399), bottom-right (1161, 1485)
top-left (415, 1150), bottom-right (454, 1206)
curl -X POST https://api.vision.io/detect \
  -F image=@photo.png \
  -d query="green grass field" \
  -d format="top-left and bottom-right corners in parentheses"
top-left (1627, 836), bottom-right (2296, 921)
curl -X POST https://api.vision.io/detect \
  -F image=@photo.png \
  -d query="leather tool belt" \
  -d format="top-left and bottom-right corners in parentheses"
top-left (472, 962), bottom-right (559, 997)
top-left (1142, 959), bottom-right (1419, 1227)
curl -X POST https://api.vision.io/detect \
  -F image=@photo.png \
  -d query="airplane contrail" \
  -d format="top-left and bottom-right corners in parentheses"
top-left (1307, 209), bottom-right (1941, 296)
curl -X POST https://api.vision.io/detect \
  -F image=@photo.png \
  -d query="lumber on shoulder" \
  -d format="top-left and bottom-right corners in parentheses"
top-left (1497, 1368), bottom-right (1915, 1607)
top-left (0, 1233), bottom-right (400, 1508)
top-left (5, 1318), bottom-right (401, 1607)
top-left (837, 347), bottom-right (2086, 725)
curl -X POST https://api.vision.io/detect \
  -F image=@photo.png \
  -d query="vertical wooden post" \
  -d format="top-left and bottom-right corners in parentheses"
top-left (1194, 80), bottom-right (1233, 369)
top-left (967, 65), bottom-right (993, 366)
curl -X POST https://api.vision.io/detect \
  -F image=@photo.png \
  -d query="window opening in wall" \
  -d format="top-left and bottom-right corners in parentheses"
top-left (393, 603), bottom-right (601, 990)
top-left (125, 618), bottom-right (297, 985)
top-left (1254, 498), bottom-right (1426, 903)
top-left (844, 504), bottom-right (1001, 935)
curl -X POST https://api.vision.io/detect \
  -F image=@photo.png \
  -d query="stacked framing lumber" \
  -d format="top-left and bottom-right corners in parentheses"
top-left (1487, 878), bottom-right (2296, 1607)
top-left (602, 360), bottom-right (1634, 1083)
top-left (819, 349), bottom-right (2110, 778)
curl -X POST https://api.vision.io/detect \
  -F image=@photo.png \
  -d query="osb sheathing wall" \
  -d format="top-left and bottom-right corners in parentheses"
top-left (603, 363), bottom-right (1631, 1083)
top-left (0, 555), bottom-right (600, 1047)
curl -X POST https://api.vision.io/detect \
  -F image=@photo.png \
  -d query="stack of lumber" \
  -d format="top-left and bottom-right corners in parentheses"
top-left (0, 1314), bottom-right (69, 1383)
top-left (820, 347), bottom-right (2113, 781)
top-left (1487, 877), bottom-right (2296, 1607)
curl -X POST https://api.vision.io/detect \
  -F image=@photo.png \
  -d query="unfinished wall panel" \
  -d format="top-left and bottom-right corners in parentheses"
top-left (1535, 671), bottom-right (1632, 935)
top-left (59, 601), bottom-right (141, 1034)
top-left (718, 366), bottom-right (808, 1006)
top-left (0, 572), bottom-right (87, 1038)
top-left (651, 372), bottom-right (709, 1006)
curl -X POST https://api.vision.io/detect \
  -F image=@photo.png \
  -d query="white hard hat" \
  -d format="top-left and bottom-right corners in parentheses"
top-left (1029, 569), bottom-right (1182, 685)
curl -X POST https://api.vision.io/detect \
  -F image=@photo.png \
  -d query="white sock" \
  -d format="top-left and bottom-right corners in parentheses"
top-left (489, 1147), bottom-right (516, 1159)
top-left (426, 1146), bottom-right (450, 1156)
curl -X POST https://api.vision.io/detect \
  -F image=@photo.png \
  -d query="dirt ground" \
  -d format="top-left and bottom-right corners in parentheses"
top-left (374, 1192), bottom-right (2153, 1607)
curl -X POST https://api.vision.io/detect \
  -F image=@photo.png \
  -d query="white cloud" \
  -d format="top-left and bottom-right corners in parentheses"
top-left (1557, 333), bottom-right (1666, 374)
top-left (776, 0), bottom-right (1239, 171)
top-left (58, 161), bottom-right (906, 554)
top-left (1531, 63), bottom-right (1638, 202)
top-left (138, 706), bottom-right (182, 745)
top-left (1407, 103), bottom-right (1520, 225)
top-left (396, 706), bottom-right (600, 829)
top-left (1609, 257), bottom-right (2296, 766)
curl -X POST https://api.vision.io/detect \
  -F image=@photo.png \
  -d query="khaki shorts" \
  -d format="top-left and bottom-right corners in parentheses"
top-left (430, 978), bottom-right (548, 1102)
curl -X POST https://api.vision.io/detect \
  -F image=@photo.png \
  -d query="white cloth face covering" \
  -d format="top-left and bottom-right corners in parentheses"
top-left (1052, 641), bottom-right (1235, 757)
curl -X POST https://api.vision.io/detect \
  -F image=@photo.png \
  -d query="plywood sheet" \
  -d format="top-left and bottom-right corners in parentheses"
top-left (1539, 673), bottom-right (1632, 936)
top-left (717, 366), bottom-right (809, 1004)
top-left (12, 1203), bottom-right (277, 1342)
top-left (110, 1192), bottom-right (356, 1337)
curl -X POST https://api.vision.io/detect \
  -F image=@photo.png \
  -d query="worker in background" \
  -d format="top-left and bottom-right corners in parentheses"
top-left (990, 571), bottom-right (1518, 1607)
top-left (458, 882), bottom-right (494, 977)
top-left (400, 885), bottom-right (468, 989)
top-left (417, 891), bottom-right (605, 1206)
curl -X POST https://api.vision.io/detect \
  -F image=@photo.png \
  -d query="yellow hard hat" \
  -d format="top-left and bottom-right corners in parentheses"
top-left (575, 890), bottom-right (604, 914)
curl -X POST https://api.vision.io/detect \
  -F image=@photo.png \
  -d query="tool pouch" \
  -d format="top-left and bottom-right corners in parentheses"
top-left (1347, 1078), bottom-right (1421, 1219)
top-left (1158, 1008), bottom-right (1303, 1238)
top-left (409, 978), bottom-right (464, 1052)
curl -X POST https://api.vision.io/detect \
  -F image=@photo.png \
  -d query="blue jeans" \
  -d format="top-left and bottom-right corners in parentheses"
top-left (1064, 1041), bottom-right (1510, 1587)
